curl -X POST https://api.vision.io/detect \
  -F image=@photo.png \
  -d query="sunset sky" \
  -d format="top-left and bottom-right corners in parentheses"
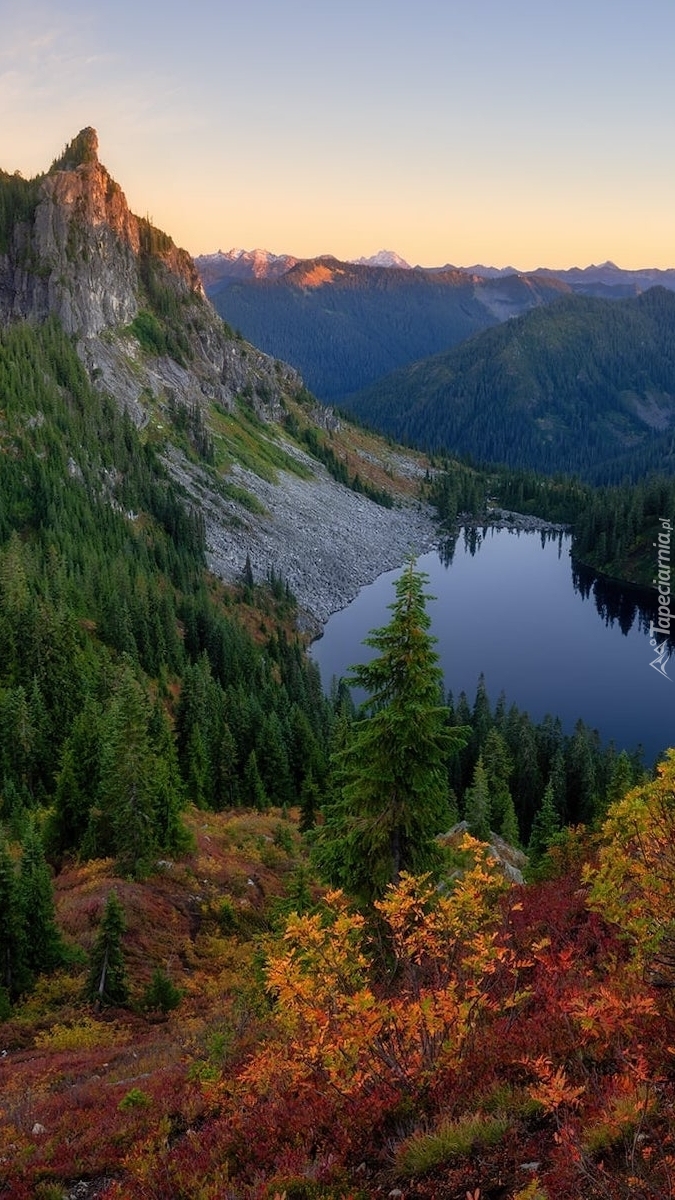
top-left (2, 0), bottom-right (674, 269)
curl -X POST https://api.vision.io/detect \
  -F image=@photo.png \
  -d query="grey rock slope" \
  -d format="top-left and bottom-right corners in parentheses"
top-left (0, 128), bottom-right (437, 622)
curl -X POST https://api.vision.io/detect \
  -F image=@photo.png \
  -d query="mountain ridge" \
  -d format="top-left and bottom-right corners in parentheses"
top-left (200, 250), bottom-right (572, 402)
top-left (0, 127), bottom-right (438, 622)
top-left (343, 287), bottom-right (675, 482)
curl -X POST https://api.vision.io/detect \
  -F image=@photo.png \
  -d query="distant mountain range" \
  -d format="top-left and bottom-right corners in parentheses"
top-left (196, 248), bottom-right (675, 406)
top-left (342, 288), bottom-right (675, 482)
top-left (198, 250), bottom-right (573, 402)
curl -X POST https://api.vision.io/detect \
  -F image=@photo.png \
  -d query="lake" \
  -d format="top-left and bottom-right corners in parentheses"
top-left (309, 527), bottom-right (675, 768)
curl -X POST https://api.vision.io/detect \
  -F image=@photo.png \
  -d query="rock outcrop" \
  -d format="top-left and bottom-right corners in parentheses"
top-left (438, 821), bottom-right (527, 885)
top-left (0, 129), bottom-right (438, 623)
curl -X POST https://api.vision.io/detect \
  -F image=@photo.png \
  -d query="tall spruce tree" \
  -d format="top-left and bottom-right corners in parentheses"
top-left (94, 663), bottom-right (157, 878)
top-left (528, 779), bottom-right (561, 865)
top-left (0, 835), bottom-right (29, 999)
top-left (85, 890), bottom-right (129, 1008)
top-left (314, 560), bottom-right (468, 903)
top-left (19, 822), bottom-right (66, 975)
top-left (464, 754), bottom-right (492, 842)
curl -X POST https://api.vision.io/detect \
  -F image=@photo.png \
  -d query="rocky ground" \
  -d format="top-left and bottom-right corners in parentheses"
top-left (165, 441), bottom-right (439, 631)
top-left (480, 506), bottom-right (569, 533)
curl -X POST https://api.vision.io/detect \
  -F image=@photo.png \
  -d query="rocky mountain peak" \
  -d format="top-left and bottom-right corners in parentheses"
top-left (0, 128), bottom-right (206, 337)
top-left (50, 126), bottom-right (100, 172)
top-left (0, 130), bottom-right (438, 624)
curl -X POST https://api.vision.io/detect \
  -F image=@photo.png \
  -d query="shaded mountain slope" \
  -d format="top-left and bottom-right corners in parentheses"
top-left (343, 288), bottom-right (675, 481)
top-left (204, 254), bottom-right (572, 402)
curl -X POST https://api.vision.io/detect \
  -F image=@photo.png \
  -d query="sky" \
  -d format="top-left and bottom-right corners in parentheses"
top-left (2, 0), bottom-right (675, 270)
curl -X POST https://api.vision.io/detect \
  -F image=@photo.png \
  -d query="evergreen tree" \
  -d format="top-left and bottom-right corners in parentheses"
top-left (214, 719), bottom-right (239, 808)
top-left (314, 560), bottom-right (468, 903)
top-left (482, 727), bottom-right (514, 832)
top-left (464, 754), bottom-right (492, 842)
top-left (566, 719), bottom-right (599, 825)
top-left (85, 891), bottom-right (129, 1008)
top-left (19, 822), bottom-right (66, 975)
top-left (499, 792), bottom-right (521, 847)
top-left (47, 698), bottom-right (102, 859)
top-left (299, 766), bottom-right (320, 832)
top-left (528, 779), bottom-right (561, 865)
top-left (0, 836), bottom-right (29, 999)
top-left (94, 664), bottom-right (157, 877)
top-left (257, 711), bottom-right (292, 806)
top-left (142, 966), bottom-right (182, 1014)
top-left (603, 749), bottom-right (635, 818)
top-left (242, 749), bottom-right (268, 811)
top-left (148, 699), bottom-right (192, 855)
top-left (472, 673), bottom-right (492, 748)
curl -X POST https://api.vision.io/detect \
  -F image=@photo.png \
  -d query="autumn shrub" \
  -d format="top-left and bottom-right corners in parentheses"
top-left (393, 1111), bottom-right (511, 1178)
top-left (34, 1014), bottom-right (126, 1051)
top-left (587, 750), bottom-right (675, 984)
top-left (511, 1182), bottom-right (549, 1200)
top-left (26, 969), bottom-right (85, 1012)
top-left (580, 1078), bottom-right (656, 1158)
top-left (32, 1185), bottom-right (65, 1200)
top-left (260, 1179), bottom-right (363, 1200)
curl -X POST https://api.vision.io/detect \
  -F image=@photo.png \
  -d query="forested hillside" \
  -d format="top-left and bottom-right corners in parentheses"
top-left (0, 320), bottom-right (332, 880)
top-left (344, 288), bottom-right (675, 481)
top-left (206, 259), bottom-right (570, 402)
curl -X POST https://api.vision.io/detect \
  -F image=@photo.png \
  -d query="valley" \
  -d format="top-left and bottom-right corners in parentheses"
top-left (1, 129), bottom-right (674, 1200)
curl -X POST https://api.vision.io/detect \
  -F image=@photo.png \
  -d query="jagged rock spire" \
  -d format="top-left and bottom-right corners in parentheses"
top-left (51, 127), bottom-right (99, 173)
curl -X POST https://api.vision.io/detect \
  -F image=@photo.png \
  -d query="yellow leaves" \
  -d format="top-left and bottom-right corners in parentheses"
top-left (374, 841), bottom-right (508, 985)
top-left (586, 749), bottom-right (675, 974)
top-left (34, 1015), bottom-right (127, 1052)
top-left (523, 1056), bottom-right (585, 1112)
top-left (252, 846), bottom-right (510, 1099)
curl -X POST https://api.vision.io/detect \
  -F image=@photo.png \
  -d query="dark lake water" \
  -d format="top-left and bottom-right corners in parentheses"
top-left (309, 527), bottom-right (675, 769)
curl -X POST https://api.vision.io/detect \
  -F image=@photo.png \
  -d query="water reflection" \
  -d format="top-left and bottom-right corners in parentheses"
top-left (310, 528), bottom-right (674, 766)
top-left (572, 560), bottom-right (675, 652)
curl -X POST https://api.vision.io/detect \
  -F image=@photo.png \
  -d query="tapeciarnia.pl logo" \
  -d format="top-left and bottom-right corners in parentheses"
top-left (648, 517), bottom-right (673, 680)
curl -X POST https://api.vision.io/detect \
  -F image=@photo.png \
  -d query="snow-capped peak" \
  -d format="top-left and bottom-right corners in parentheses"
top-left (350, 250), bottom-right (412, 269)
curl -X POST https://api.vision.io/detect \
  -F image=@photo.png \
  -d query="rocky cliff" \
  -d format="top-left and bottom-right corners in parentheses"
top-left (0, 129), bottom-right (438, 622)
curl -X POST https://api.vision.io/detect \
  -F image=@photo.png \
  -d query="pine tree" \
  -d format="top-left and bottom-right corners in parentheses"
top-left (0, 836), bottom-right (29, 999)
top-left (499, 792), bottom-right (521, 847)
top-left (482, 727), bottom-right (514, 832)
top-left (464, 754), bottom-right (492, 842)
top-left (142, 966), bottom-right (182, 1014)
top-left (528, 779), bottom-right (561, 865)
top-left (19, 822), bottom-right (66, 975)
top-left (215, 719), bottom-right (239, 808)
top-left (299, 766), bottom-right (320, 832)
top-left (47, 698), bottom-right (102, 858)
top-left (242, 749), bottom-right (268, 811)
top-left (603, 749), bottom-right (634, 818)
top-left (257, 712), bottom-right (292, 806)
top-left (314, 560), bottom-right (468, 903)
top-left (85, 891), bottom-right (129, 1008)
top-left (96, 664), bottom-right (157, 878)
top-left (148, 700), bottom-right (192, 855)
